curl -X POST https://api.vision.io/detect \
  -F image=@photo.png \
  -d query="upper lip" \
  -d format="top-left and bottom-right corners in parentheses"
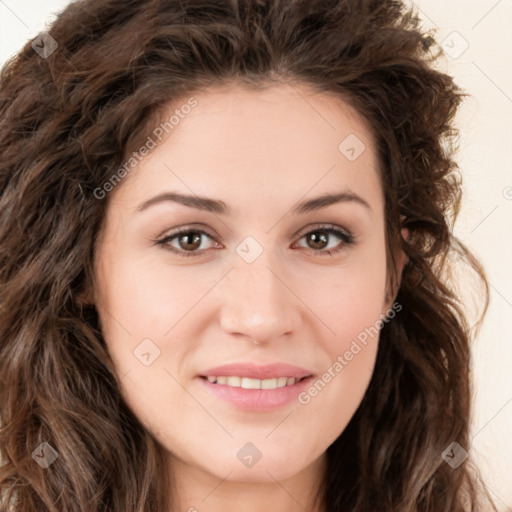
top-left (198, 362), bottom-right (314, 380)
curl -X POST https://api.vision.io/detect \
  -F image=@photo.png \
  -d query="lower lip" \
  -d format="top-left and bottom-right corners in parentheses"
top-left (197, 376), bottom-right (314, 411)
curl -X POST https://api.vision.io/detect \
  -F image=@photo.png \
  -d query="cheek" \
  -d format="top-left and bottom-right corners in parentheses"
top-left (303, 243), bottom-right (388, 351)
top-left (96, 252), bottom-right (218, 339)
top-left (294, 294), bottom-right (383, 450)
top-left (93, 255), bottom-right (227, 408)
top-left (295, 248), bottom-right (387, 417)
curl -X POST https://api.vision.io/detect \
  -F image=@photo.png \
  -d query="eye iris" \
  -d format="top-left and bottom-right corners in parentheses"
top-left (308, 231), bottom-right (328, 250)
top-left (179, 232), bottom-right (202, 251)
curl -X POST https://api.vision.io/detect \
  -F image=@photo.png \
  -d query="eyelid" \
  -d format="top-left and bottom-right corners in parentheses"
top-left (293, 223), bottom-right (353, 240)
top-left (154, 223), bottom-right (216, 240)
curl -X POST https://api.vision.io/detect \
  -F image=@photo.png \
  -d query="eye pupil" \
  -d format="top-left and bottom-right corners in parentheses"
top-left (308, 231), bottom-right (328, 250)
top-left (179, 232), bottom-right (202, 250)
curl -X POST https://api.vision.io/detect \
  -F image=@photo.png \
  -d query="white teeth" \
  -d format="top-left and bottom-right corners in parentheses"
top-left (226, 376), bottom-right (241, 387)
top-left (277, 377), bottom-right (288, 387)
top-left (205, 376), bottom-right (301, 389)
top-left (241, 377), bottom-right (261, 389)
top-left (261, 378), bottom-right (277, 389)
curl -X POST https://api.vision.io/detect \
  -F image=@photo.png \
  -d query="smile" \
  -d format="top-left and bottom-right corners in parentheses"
top-left (202, 375), bottom-right (309, 389)
top-left (198, 375), bottom-right (314, 411)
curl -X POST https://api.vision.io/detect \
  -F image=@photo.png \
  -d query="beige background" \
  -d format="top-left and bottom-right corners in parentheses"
top-left (1, 0), bottom-right (511, 508)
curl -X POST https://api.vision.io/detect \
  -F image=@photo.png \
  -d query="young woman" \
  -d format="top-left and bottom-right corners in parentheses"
top-left (0, 0), bottom-right (498, 510)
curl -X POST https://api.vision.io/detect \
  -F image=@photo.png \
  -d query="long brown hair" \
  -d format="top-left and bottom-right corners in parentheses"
top-left (0, 0), bottom-right (497, 510)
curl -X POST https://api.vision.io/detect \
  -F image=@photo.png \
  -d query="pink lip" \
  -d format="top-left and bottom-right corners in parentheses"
top-left (198, 362), bottom-right (313, 380)
top-left (196, 362), bottom-right (315, 412)
top-left (198, 375), bottom-right (314, 411)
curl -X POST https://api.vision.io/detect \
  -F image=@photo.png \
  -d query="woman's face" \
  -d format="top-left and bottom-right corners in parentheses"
top-left (93, 84), bottom-right (397, 486)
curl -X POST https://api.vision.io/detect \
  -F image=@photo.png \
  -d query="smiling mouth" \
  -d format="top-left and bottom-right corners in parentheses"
top-left (199, 375), bottom-right (311, 390)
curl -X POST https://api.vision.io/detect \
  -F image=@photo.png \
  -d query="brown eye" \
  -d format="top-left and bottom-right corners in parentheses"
top-left (305, 230), bottom-right (330, 250)
top-left (155, 228), bottom-right (219, 258)
top-left (294, 225), bottom-right (355, 256)
top-left (176, 231), bottom-right (203, 251)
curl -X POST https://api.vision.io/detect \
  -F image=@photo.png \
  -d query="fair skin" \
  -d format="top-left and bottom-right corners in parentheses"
top-left (92, 84), bottom-right (406, 512)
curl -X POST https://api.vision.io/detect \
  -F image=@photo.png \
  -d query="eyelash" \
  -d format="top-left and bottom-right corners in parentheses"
top-left (154, 224), bottom-right (356, 259)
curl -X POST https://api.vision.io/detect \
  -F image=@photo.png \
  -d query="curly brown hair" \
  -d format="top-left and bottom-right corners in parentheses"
top-left (0, 0), bottom-right (498, 510)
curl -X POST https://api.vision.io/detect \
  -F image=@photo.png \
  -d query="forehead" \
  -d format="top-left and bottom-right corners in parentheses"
top-left (112, 83), bottom-right (382, 214)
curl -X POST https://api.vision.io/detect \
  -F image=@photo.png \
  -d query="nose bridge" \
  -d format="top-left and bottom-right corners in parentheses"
top-left (218, 248), bottom-right (300, 342)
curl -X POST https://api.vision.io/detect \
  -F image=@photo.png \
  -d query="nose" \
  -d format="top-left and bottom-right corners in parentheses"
top-left (218, 257), bottom-right (301, 345)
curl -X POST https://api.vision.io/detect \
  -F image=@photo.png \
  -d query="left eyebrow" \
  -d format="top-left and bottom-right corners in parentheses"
top-left (291, 191), bottom-right (372, 215)
top-left (135, 190), bottom-right (372, 216)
